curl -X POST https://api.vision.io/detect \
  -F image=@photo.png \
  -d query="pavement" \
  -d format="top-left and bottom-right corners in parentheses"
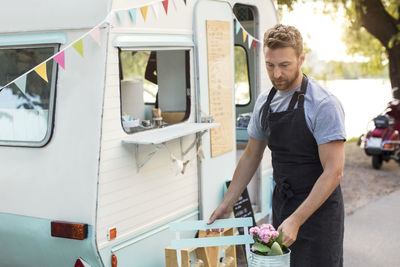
top-left (344, 189), bottom-right (400, 266)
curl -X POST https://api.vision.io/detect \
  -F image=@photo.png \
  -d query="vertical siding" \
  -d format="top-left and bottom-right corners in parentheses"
top-left (96, 32), bottom-right (199, 249)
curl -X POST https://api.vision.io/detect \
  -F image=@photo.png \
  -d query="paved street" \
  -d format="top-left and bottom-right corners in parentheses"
top-left (344, 189), bottom-right (400, 266)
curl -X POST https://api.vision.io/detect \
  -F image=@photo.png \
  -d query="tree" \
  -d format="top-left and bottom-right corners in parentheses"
top-left (277, 0), bottom-right (400, 99)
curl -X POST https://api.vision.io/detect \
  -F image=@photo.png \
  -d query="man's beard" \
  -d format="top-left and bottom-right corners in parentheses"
top-left (272, 69), bottom-right (301, 91)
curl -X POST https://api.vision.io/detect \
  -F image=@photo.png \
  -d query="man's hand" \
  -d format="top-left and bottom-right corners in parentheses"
top-left (206, 203), bottom-right (232, 234)
top-left (277, 215), bottom-right (301, 247)
top-left (206, 137), bottom-right (268, 235)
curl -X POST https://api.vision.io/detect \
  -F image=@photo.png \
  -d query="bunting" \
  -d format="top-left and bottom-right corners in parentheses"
top-left (90, 27), bottom-right (101, 46)
top-left (116, 10), bottom-right (124, 22)
top-left (152, 2), bottom-right (160, 19)
top-left (235, 20), bottom-right (241, 34)
top-left (233, 17), bottom-right (262, 51)
top-left (248, 35), bottom-right (253, 49)
top-left (242, 30), bottom-right (247, 43)
top-left (0, 1), bottom-right (263, 94)
top-left (172, 0), bottom-right (178, 10)
top-left (129, 8), bottom-right (137, 24)
top-left (162, 0), bottom-right (169, 14)
top-left (72, 39), bottom-right (84, 58)
top-left (141, 6), bottom-right (148, 21)
top-left (252, 40), bottom-right (259, 51)
top-left (15, 75), bottom-right (27, 95)
top-left (54, 51), bottom-right (65, 70)
top-left (34, 63), bottom-right (48, 82)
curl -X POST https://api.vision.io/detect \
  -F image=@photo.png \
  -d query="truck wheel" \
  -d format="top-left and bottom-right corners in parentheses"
top-left (372, 155), bottom-right (383, 169)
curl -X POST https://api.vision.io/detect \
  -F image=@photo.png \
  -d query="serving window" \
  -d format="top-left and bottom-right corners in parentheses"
top-left (0, 45), bottom-right (57, 146)
top-left (119, 49), bottom-right (191, 133)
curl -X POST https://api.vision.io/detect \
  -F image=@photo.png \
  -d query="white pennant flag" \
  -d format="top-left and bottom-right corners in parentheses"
top-left (172, 0), bottom-right (178, 10)
top-left (152, 2), bottom-right (160, 19)
top-left (15, 75), bottom-right (27, 95)
top-left (248, 35), bottom-right (254, 49)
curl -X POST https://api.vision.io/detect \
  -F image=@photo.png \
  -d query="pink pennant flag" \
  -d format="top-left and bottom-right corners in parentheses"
top-left (162, 0), bottom-right (169, 14)
top-left (53, 51), bottom-right (65, 70)
top-left (90, 27), bottom-right (101, 46)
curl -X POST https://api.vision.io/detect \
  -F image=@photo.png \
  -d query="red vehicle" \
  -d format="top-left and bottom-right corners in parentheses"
top-left (361, 99), bottom-right (400, 169)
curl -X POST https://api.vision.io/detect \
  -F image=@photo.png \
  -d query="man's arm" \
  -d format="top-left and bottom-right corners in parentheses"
top-left (208, 137), bottom-right (268, 225)
top-left (278, 140), bottom-right (345, 246)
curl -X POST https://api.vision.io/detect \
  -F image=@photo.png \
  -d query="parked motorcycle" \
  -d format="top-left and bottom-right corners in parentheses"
top-left (360, 99), bottom-right (400, 169)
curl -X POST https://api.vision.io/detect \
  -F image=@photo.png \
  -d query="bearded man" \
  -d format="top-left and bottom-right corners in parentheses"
top-left (208, 24), bottom-right (346, 267)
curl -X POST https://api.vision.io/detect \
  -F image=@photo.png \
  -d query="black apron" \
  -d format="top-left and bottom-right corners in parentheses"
top-left (260, 75), bottom-right (344, 267)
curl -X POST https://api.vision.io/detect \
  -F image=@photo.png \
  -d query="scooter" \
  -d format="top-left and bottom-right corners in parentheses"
top-left (360, 99), bottom-right (400, 169)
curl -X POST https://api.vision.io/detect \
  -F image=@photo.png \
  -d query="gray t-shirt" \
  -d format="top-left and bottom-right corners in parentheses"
top-left (248, 77), bottom-right (346, 145)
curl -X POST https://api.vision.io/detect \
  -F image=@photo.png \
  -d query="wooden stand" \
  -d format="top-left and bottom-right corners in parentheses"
top-left (165, 228), bottom-right (237, 267)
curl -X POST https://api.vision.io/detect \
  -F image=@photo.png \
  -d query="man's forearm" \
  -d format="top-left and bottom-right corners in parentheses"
top-left (221, 148), bottom-right (264, 210)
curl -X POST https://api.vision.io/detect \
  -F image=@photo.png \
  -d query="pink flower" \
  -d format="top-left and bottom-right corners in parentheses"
top-left (249, 226), bottom-right (260, 236)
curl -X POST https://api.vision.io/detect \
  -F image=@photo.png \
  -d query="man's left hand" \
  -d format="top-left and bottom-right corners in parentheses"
top-left (277, 216), bottom-right (301, 247)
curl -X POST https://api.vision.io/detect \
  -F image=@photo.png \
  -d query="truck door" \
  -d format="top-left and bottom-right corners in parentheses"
top-left (194, 0), bottom-right (236, 218)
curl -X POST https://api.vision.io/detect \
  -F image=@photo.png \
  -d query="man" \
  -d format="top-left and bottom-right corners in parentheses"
top-left (208, 24), bottom-right (346, 266)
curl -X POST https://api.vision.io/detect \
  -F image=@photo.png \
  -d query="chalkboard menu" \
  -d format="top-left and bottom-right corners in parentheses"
top-left (226, 181), bottom-right (256, 234)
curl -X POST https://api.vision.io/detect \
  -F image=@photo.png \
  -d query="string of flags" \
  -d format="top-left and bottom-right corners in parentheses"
top-left (0, 0), bottom-right (262, 95)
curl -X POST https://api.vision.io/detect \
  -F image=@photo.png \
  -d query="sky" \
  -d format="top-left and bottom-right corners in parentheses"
top-left (280, 1), bottom-right (357, 62)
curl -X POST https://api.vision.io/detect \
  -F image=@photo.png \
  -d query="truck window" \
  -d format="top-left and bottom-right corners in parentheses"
top-left (119, 49), bottom-right (190, 133)
top-left (234, 45), bottom-right (250, 105)
top-left (0, 45), bottom-right (57, 146)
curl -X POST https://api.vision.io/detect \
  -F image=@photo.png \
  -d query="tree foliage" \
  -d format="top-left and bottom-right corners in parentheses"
top-left (276, 0), bottom-right (400, 98)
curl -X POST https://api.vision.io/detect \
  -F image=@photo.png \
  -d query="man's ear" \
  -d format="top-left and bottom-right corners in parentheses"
top-left (299, 51), bottom-right (306, 66)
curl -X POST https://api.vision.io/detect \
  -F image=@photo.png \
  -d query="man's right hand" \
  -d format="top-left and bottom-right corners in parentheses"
top-left (206, 203), bottom-right (232, 234)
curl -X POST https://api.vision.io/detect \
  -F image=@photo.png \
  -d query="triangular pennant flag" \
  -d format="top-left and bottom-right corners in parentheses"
top-left (252, 40), bottom-right (259, 51)
top-left (248, 35), bottom-right (254, 49)
top-left (152, 2), bottom-right (160, 19)
top-left (116, 10), bottom-right (124, 22)
top-left (141, 6), bottom-right (148, 21)
top-left (183, 0), bottom-right (187, 5)
top-left (89, 27), bottom-right (101, 47)
top-left (242, 30), bottom-right (248, 43)
top-left (162, 0), bottom-right (169, 14)
top-left (72, 39), bottom-right (84, 57)
top-left (34, 63), bottom-right (48, 83)
top-left (235, 20), bottom-right (241, 34)
top-left (15, 74), bottom-right (27, 95)
top-left (172, 0), bottom-right (178, 10)
top-left (54, 51), bottom-right (65, 70)
top-left (129, 8), bottom-right (137, 24)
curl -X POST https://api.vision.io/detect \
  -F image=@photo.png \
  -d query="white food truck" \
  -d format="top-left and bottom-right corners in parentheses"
top-left (0, 0), bottom-right (278, 266)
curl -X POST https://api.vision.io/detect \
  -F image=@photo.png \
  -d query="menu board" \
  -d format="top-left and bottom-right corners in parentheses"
top-left (226, 181), bottom-right (256, 234)
top-left (206, 20), bottom-right (234, 158)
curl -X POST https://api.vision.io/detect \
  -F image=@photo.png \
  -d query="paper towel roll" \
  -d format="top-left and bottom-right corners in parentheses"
top-left (121, 80), bottom-right (145, 120)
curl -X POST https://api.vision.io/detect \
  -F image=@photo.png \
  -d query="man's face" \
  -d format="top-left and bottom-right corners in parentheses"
top-left (264, 47), bottom-right (304, 91)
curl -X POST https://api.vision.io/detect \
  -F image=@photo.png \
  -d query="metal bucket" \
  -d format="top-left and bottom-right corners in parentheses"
top-left (248, 250), bottom-right (291, 267)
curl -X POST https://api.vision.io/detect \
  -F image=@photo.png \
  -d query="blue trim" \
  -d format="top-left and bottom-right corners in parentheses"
top-left (0, 32), bottom-right (67, 47)
top-left (170, 217), bottom-right (253, 231)
top-left (0, 213), bottom-right (102, 267)
top-left (113, 34), bottom-right (194, 47)
top-left (171, 235), bottom-right (254, 249)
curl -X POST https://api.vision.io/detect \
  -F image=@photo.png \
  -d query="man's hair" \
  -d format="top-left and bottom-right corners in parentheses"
top-left (263, 24), bottom-right (303, 57)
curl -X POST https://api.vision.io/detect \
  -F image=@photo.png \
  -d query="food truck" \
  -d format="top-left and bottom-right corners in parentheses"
top-left (0, 0), bottom-right (278, 266)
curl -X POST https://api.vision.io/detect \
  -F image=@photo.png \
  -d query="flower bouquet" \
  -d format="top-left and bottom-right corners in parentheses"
top-left (248, 224), bottom-right (290, 267)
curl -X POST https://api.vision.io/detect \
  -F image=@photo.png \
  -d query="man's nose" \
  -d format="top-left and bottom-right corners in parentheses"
top-left (273, 67), bottom-right (282, 78)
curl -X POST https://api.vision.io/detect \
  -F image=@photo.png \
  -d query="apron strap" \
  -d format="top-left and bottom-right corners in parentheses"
top-left (261, 88), bottom-right (277, 131)
top-left (287, 74), bottom-right (309, 110)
